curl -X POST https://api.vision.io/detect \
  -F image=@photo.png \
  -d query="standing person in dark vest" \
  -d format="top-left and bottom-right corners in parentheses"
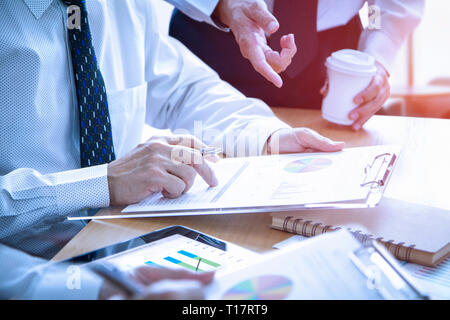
top-left (169, 0), bottom-right (424, 130)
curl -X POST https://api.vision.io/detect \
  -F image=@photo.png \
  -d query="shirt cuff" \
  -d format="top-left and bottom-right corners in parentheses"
top-left (30, 263), bottom-right (104, 300)
top-left (204, 15), bottom-right (230, 32)
top-left (168, 0), bottom-right (229, 30)
top-left (54, 164), bottom-right (110, 215)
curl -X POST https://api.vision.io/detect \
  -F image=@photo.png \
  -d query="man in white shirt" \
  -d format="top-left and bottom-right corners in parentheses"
top-left (0, 242), bottom-right (214, 299)
top-left (169, 0), bottom-right (424, 130)
top-left (0, 0), bottom-right (344, 264)
top-left (0, 0), bottom-right (348, 299)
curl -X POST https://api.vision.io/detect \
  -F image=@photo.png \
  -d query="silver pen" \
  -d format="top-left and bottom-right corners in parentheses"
top-left (200, 147), bottom-right (222, 156)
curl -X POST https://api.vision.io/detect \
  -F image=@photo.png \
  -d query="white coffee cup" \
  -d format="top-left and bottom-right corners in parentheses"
top-left (321, 49), bottom-right (376, 125)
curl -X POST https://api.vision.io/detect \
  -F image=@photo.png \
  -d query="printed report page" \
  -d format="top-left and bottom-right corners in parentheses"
top-left (122, 145), bottom-right (400, 215)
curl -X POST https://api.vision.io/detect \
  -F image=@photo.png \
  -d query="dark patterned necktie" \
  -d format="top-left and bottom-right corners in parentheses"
top-left (63, 0), bottom-right (116, 167)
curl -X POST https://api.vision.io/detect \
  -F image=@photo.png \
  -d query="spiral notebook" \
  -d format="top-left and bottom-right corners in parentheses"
top-left (271, 198), bottom-right (450, 267)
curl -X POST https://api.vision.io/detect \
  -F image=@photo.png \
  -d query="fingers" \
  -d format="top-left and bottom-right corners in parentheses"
top-left (137, 279), bottom-right (206, 300)
top-left (246, 33), bottom-right (296, 85)
top-left (147, 135), bottom-right (219, 188)
top-left (293, 128), bottom-right (345, 152)
top-left (350, 70), bottom-right (390, 130)
top-left (268, 128), bottom-right (344, 154)
top-left (108, 135), bottom-right (219, 204)
top-left (279, 34), bottom-right (296, 62)
top-left (154, 134), bottom-right (220, 162)
top-left (164, 134), bottom-right (206, 150)
top-left (350, 91), bottom-right (389, 130)
top-left (320, 77), bottom-right (329, 97)
top-left (170, 146), bottom-right (219, 187)
top-left (132, 267), bottom-right (214, 299)
top-left (244, 1), bottom-right (279, 34)
top-left (233, 12), bottom-right (282, 87)
top-left (133, 266), bottom-right (215, 286)
top-left (160, 173), bottom-right (187, 199)
top-left (265, 34), bottom-right (296, 73)
top-left (220, 0), bottom-right (297, 87)
top-left (145, 144), bottom-right (219, 199)
top-left (349, 62), bottom-right (390, 130)
top-left (244, 39), bottom-right (283, 87)
top-left (353, 62), bottom-right (390, 106)
top-left (165, 162), bottom-right (197, 193)
top-left (353, 76), bottom-right (383, 106)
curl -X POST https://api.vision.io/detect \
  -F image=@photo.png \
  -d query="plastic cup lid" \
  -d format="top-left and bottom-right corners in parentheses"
top-left (325, 49), bottom-right (376, 75)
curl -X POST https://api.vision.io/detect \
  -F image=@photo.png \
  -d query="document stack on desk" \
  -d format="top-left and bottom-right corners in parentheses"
top-left (69, 145), bottom-right (400, 220)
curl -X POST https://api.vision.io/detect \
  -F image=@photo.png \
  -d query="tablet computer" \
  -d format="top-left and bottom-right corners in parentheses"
top-left (61, 225), bottom-right (257, 275)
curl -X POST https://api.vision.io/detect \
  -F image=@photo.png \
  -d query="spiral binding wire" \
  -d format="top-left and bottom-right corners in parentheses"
top-left (281, 215), bottom-right (416, 262)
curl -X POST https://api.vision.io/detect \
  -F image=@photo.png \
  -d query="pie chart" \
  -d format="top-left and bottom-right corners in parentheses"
top-left (222, 275), bottom-right (293, 300)
top-left (284, 157), bottom-right (332, 173)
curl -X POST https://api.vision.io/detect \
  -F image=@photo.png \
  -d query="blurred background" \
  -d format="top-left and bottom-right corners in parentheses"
top-left (154, 0), bottom-right (450, 119)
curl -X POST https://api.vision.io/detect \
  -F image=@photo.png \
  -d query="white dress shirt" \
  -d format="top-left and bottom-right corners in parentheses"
top-left (0, 0), bottom-right (289, 299)
top-left (166, 0), bottom-right (221, 27)
top-left (0, 243), bottom-right (103, 300)
top-left (0, 0), bottom-right (287, 259)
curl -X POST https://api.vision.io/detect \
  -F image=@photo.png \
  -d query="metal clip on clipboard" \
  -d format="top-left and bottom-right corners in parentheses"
top-left (348, 240), bottom-right (429, 300)
top-left (361, 152), bottom-right (396, 189)
top-left (304, 151), bottom-right (397, 210)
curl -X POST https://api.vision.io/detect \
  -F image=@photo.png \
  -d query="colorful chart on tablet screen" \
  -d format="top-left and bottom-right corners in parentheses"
top-left (104, 234), bottom-right (251, 273)
top-left (159, 250), bottom-right (221, 272)
top-left (284, 158), bottom-right (332, 173)
top-left (222, 275), bottom-right (293, 300)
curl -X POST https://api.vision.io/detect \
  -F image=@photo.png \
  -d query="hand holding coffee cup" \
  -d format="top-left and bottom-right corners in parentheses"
top-left (321, 49), bottom-right (390, 130)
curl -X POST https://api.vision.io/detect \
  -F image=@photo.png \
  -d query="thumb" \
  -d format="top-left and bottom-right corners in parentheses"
top-left (320, 78), bottom-right (329, 96)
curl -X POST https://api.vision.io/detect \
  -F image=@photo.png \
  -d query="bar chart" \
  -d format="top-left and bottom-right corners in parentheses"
top-left (106, 234), bottom-right (251, 274)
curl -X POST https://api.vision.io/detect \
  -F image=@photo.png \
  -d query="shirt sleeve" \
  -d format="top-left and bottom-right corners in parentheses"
top-left (0, 165), bottom-right (110, 240)
top-left (144, 3), bottom-right (290, 157)
top-left (165, 0), bottom-right (229, 31)
top-left (358, 0), bottom-right (425, 72)
top-left (0, 243), bottom-right (103, 300)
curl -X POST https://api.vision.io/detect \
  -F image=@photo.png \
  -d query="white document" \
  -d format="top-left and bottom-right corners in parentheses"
top-left (206, 230), bottom-right (426, 300)
top-left (120, 145), bottom-right (400, 216)
top-left (401, 258), bottom-right (450, 300)
top-left (273, 235), bottom-right (450, 300)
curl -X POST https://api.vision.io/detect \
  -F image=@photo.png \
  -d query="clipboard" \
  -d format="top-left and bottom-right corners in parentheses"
top-left (68, 145), bottom-right (400, 221)
top-left (304, 150), bottom-right (397, 209)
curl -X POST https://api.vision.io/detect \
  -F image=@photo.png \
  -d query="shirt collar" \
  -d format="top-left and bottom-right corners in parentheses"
top-left (23, 0), bottom-right (55, 19)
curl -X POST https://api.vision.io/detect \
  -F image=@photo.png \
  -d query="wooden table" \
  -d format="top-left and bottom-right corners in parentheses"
top-left (391, 85), bottom-right (450, 98)
top-left (391, 85), bottom-right (450, 119)
top-left (53, 108), bottom-right (450, 261)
